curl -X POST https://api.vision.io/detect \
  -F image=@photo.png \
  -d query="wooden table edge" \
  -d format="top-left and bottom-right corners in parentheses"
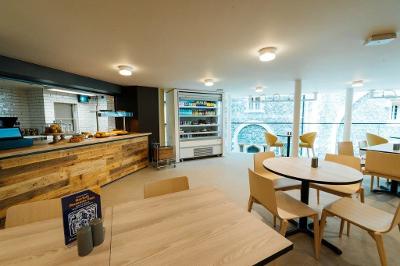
top-left (263, 161), bottom-right (363, 185)
top-left (254, 244), bottom-right (294, 266)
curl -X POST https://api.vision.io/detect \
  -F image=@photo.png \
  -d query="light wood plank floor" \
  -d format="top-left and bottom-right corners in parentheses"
top-left (102, 153), bottom-right (400, 266)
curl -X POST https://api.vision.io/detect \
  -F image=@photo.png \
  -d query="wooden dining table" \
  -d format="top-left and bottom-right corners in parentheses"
top-left (0, 187), bottom-right (293, 266)
top-left (263, 157), bottom-right (363, 255)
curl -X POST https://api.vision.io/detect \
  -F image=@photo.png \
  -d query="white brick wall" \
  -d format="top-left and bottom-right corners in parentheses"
top-left (0, 87), bottom-right (45, 130)
top-left (43, 90), bottom-right (115, 133)
top-left (0, 87), bottom-right (115, 133)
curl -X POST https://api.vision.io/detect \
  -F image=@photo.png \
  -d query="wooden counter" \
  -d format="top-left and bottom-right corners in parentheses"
top-left (0, 133), bottom-right (150, 220)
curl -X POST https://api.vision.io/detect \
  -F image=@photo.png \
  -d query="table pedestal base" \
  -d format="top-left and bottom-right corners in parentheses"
top-left (286, 219), bottom-right (342, 255)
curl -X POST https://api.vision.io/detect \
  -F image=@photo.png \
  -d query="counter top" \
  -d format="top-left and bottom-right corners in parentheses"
top-left (0, 133), bottom-right (151, 160)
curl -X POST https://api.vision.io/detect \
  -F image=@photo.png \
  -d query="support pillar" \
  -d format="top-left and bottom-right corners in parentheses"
top-left (291, 80), bottom-right (302, 157)
top-left (343, 87), bottom-right (354, 141)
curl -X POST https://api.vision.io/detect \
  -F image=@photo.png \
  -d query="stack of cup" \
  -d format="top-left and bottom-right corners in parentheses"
top-left (77, 218), bottom-right (105, 257)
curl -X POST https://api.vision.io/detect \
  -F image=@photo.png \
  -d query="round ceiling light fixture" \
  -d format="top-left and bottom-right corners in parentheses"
top-left (204, 79), bottom-right (214, 87)
top-left (258, 47), bottom-right (277, 62)
top-left (118, 65), bottom-right (133, 76)
top-left (255, 86), bottom-right (264, 93)
top-left (352, 80), bottom-right (364, 88)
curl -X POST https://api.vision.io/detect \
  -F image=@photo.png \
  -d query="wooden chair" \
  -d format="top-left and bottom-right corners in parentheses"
top-left (364, 151), bottom-right (400, 192)
top-left (5, 186), bottom-right (102, 228)
top-left (144, 176), bottom-right (189, 198)
top-left (311, 154), bottom-right (364, 236)
top-left (254, 152), bottom-right (301, 227)
top-left (254, 152), bottom-right (301, 191)
top-left (299, 132), bottom-right (317, 157)
top-left (247, 169), bottom-right (320, 259)
top-left (337, 141), bottom-right (354, 156)
top-left (366, 133), bottom-right (388, 146)
top-left (320, 198), bottom-right (400, 266)
top-left (264, 132), bottom-right (284, 156)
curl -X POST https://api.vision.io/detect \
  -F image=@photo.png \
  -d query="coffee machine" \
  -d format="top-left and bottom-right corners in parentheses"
top-left (0, 117), bottom-right (33, 150)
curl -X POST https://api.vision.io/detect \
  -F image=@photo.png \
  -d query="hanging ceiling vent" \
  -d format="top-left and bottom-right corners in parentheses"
top-left (364, 32), bottom-right (397, 46)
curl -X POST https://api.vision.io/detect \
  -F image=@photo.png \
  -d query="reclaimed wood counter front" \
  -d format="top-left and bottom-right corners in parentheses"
top-left (0, 133), bottom-right (150, 220)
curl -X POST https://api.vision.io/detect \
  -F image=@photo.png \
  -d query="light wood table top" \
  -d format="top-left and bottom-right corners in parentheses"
top-left (263, 157), bottom-right (363, 185)
top-left (360, 143), bottom-right (400, 154)
top-left (0, 208), bottom-right (112, 266)
top-left (110, 187), bottom-right (293, 266)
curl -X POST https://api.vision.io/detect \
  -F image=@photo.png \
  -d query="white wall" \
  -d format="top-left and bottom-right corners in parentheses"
top-left (43, 90), bottom-right (115, 133)
top-left (0, 87), bottom-right (45, 130)
top-left (0, 86), bottom-right (115, 133)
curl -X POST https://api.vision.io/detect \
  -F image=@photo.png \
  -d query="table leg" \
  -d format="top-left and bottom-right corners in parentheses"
top-left (299, 181), bottom-right (309, 229)
top-left (286, 136), bottom-right (291, 157)
top-left (285, 180), bottom-right (342, 255)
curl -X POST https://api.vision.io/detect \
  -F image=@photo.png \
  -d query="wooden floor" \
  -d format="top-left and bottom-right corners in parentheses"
top-left (102, 153), bottom-right (400, 266)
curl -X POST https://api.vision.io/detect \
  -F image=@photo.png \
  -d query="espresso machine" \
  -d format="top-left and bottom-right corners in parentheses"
top-left (0, 117), bottom-right (33, 150)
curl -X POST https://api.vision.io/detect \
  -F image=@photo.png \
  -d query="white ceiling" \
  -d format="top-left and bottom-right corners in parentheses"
top-left (0, 0), bottom-right (399, 95)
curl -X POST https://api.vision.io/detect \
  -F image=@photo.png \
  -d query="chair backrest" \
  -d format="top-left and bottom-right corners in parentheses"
top-left (366, 133), bottom-right (388, 146)
top-left (337, 141), bottom-right (354, 156)
top-left (365, 151), bottom-right (400, 179)
top-left (5, 198), bottom-right (61, 228)
top-left (253, 151), bottom-right (275, 174)
top-left (300, 132), bottom-right (317, 145)
top-left (325, 153), bottom-right (361, 171)
top-left (144, 176), bottom-right (189, 198)
top-left (265, 132), bottom-right (278, 146)
top-left (248, 168), bottom-right (277, 215)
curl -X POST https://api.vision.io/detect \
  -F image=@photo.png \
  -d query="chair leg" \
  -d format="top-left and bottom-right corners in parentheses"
top-left (339, 219), bottom-right (345, 237)
top-left (279, 219), bottom-right (289, 236)
top-left (346, 221), bottom-right (351, 236)
top-left (273, 215), bottom-right (277, 228)
top-left (377, 177), bottom-right (380, 188)
top-left (247, 196), bottom-right (254, 212)
top-left (359, 188), bottom-right (365, 203)
top-left (307, 148), bottom-right (310, 158)
top-left (316, 189), bottom-right (320, 205)
top-left (371, 232), bottom-right (388, 266)
top-left (370, 176), bottom-right (375, 191)
top-left (319, 210), bottom-right (328, 242)
top-left (312, 215), bottom-right (320, 260)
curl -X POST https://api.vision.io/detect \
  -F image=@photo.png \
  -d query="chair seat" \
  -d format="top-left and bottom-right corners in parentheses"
top-left (274, 178), bottom-right (302, 191)
top-left (259, 172), bottom-right (301, 191)
top-left (324, 197), bottom-right (393, 232)
top-left (299, 142), bottom-right (312, 148)
top-left (276, 191), bottom-right (317, 220)
top-left (311, 183), bottom-right (361, 197)
top-left (270, 141), bottom-right (284, 147)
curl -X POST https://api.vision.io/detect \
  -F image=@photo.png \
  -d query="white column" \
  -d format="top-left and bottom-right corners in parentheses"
top-left (343, 87), bottom-right (354, 141)
top-left (291, 79), bottom-right (302, 157)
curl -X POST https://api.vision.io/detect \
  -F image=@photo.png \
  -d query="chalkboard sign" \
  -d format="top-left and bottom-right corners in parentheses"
top-left (61, 189), bottom-right (102, 245)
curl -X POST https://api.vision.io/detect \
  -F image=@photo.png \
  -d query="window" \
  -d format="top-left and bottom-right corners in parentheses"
top-left (54, 103), bottom-right (76, 132)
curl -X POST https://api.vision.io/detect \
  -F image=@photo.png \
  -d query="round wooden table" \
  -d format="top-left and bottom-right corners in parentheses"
top-left (263, 157), bottom-right (363, 254)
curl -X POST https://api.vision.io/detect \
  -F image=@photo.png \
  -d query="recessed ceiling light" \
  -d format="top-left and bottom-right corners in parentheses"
top-left (204, 79), bottom-right (214, 87)
top-left (118, 65), bottom-right (133, 76)
top-left (258, 47), bottom-right (277, 62)
top-left (352, 80), bottom-right (364, 88)
top-left (255, 86), bottom-right (264, 93)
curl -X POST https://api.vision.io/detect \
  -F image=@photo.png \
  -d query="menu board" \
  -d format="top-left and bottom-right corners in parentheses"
top-left (61, 189), bottom-right (102, 245)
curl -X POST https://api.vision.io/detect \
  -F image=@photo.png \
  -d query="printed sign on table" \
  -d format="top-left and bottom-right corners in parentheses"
top-left (61, 189), bottom-right (102, 245)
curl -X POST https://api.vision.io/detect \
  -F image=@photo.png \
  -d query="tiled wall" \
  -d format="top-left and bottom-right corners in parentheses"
top-left (43, 90), bottom-right (116, 133)
top-left (0, 87), bottom-right (45, 130)
top-left (0, 87), bottom-right (115, 133)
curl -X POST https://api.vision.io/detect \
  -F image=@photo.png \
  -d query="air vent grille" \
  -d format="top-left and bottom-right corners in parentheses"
top-left (193, 147), bottom-right (213, 157)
